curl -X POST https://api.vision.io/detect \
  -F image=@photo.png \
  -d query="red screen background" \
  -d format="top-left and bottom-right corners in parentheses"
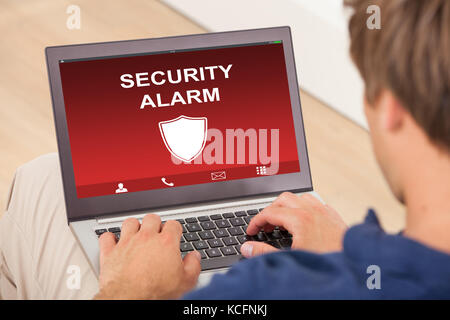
top-left (59, 43), bottom-right (300, 198)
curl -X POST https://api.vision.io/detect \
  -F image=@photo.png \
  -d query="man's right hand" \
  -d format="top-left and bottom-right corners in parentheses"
top-left (242, 192), bottom-right (348, 258)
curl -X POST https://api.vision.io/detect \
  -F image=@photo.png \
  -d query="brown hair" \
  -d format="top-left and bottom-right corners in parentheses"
top-left (344, 0), bottom-right (450, 150)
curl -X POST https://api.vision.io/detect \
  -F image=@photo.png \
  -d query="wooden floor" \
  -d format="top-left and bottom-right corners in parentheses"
top-left (0, 0), bottom-right (405, 231)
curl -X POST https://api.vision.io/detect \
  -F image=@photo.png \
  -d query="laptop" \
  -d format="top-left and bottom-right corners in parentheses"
top-left (46, 26), bottom-right (318, 286)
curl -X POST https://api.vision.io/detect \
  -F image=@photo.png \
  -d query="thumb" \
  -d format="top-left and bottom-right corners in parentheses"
top-left (241, 241), bottom-right (279, 258)
top-left (182, 251), bottom-right (202, 291)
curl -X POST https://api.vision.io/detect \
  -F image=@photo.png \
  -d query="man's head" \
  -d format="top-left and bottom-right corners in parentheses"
top-left (345, 0), bottom-right (450, 202)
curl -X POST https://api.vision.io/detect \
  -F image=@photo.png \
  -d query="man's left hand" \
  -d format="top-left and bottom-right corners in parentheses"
top-left (94, 214), bottom-right (201, 300)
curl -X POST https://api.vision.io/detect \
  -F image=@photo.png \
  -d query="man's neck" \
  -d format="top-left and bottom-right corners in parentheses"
top-left (403, 145), bottom-right (450, 254)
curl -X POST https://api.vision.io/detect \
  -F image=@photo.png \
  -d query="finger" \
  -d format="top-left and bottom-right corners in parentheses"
top-left (161, 220), bottom-right (182, 244)
top-left (325, 204), bottom-right (340, 216)
top-left (262, 224), bottom-right (276, 234)
top-left (181, 251), bottom-right (202, 292)
top-left (300, 194), bottom-right (330, 214)
top-left (120, 218), bottom-right (140, 242)
top-left (140, 214), bottom-right (162, 234)
top-left (241, 241), bottom-right (279, 258)
top-left (246, 203), bottom-right (279, 235)
top-left (325, 205), bottom-right (348, 227)
top-left (246, 206), bottom-right (296, 235)
top-left (262, 193), bottom-right (312, 232)
top-left (272, 192), bottom-right (303, 208)
top-left (301, 193), bottom-right (324, 206)
top-left (99, 232), bottom-right (116, 268)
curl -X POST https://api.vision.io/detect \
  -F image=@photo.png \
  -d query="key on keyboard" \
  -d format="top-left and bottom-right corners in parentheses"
top-left (184, 233), bottom-right (199, 242)
top-left (198, 230), bottom-right (214, 240)
top-left (215, 220), bottom-right (231, 228)
top-left (228, 227), bottom-right (244, 236)
top-left (221, 247), bottom-right (237, 256)
top-left (235, 211), bottom-right (247, 217)
top-left (193, 241), bottom-right (209, 250)
top-left (213, 229), bottom-right (229, 238)
top-left (95, 229), bottom-right (107, 236)
top-left (200, 221), bottom-right (216, 230)
top-left (208, 239), bottom-right (224, 248)
top-left (186, 223), bottom-right (201, 232)
top-left (230, 217), bottom-right (245, 226)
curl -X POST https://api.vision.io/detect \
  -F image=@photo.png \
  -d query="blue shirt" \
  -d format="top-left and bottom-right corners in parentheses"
top-left (184, 210), bottom-right (450, 299)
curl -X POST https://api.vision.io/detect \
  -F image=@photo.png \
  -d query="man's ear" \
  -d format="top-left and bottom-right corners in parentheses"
top-left (380, 90), bottom-right (406, 131)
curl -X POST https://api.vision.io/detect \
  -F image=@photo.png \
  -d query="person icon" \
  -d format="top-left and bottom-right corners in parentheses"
top-left (115, 183), bottom-right (128, 194)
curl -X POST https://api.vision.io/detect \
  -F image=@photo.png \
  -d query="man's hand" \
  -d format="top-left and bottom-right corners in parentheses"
top-left (94, 214), bottom-right (201, 300)
top-left (242, 192), bottom-right (348, 258)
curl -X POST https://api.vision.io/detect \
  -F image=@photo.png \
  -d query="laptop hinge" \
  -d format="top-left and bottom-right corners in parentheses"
top-left (96, 194), bottom-right (279, 224)
top-left (96, 190), bottom-right (319, 225)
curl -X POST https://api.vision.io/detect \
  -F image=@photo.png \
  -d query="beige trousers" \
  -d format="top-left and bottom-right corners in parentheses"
top-left (0, 153), bottom-right (98, 299)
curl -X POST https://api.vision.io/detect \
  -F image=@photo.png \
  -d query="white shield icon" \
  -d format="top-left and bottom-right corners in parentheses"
top-left (159, 115), bottom-right (208, 162)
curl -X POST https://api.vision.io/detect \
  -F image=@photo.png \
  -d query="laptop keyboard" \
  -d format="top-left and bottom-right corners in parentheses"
top-left (94, 208), bottom-right (293, 271)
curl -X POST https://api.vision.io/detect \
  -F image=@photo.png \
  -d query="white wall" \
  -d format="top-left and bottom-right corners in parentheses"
top-left (162, 0), bottom-right (367, 128)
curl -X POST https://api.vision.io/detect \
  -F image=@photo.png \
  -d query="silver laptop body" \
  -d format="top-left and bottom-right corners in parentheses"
top-left (46, 27), bottom-right (316, 287)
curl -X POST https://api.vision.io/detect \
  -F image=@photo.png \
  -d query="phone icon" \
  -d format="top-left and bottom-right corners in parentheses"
top-left (161, 177), bottom-right (174, 187)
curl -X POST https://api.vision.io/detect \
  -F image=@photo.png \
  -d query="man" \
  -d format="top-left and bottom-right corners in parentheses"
top-left (1, 0), bottom-right (449, 299)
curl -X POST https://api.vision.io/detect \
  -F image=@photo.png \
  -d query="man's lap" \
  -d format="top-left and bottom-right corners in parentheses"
top-left (0, 153), bottom-right (98, 299)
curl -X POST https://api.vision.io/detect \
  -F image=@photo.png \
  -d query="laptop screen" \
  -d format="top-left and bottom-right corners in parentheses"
top-left (59, 41), bottom-right (300, 199)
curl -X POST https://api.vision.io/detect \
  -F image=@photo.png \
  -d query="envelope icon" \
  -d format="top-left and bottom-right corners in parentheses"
top-left (211, 171), bottom-right (227, 181)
